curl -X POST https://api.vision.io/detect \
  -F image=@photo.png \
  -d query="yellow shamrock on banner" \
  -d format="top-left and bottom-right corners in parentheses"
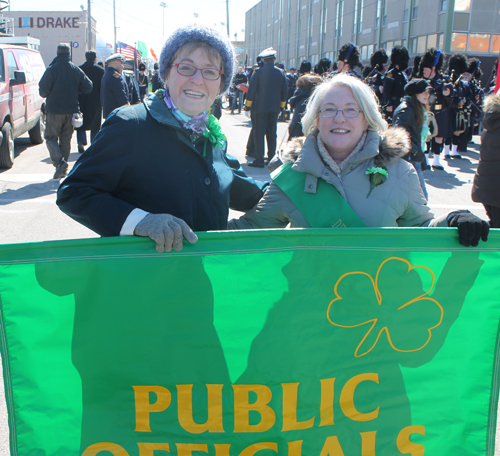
top-left (326, 257), bottom-right (444, 358)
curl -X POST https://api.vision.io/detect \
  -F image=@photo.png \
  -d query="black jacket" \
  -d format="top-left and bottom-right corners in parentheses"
top-left (101, 67), bottom-right (129, 119)
top-left (383, 68), bottom-right (407, 109)
top-left (78, 60), bottom-right (105, 131)
top-left (57, 94), bottom-right (267, 237)
top-left (246, 61), bottom-right (288, 113)
top-left (392, 97), bottom-right (425, 163)
top-left (288, 87), bottom-right (311, 139)
top-left (232, 73), bottom-right (248, 90)
top-left (38, 54), bottom-right (93, 114)
top-left (151, 71), bottom-right (164, 91)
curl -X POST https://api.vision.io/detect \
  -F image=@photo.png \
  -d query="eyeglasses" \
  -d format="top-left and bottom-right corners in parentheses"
top-left (171, 63), bottom-right (223, 81)
top-left (319, 107), bottom-right (362, 118)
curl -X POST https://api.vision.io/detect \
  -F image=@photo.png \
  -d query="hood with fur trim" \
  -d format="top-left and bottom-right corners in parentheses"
top-left (281, 127), bottom-right (410, 167)
top-left (483, 92), bottom-right (500, 132)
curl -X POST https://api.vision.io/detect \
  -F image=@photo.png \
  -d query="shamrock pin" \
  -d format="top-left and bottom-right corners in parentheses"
top-left (365, 166), bottom-right (388, 198)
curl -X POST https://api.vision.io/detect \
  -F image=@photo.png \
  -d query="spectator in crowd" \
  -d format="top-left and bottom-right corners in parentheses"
top-left (57, 24), bottom-right (267, 253)
top-left (137, 63), bottom-right (149, 100)
top-left (231, 66), bottom-right (248, 114)
top-left (472, 91), bottom-right (500, 227)
top-left (245, 47), bottom-right (288, 168)
top-left (101, 53), bottom-right (129, 119)
top-left (151, 62), bottom-right (164, 91)
top-left (77, 50), bottom-right (105, 153)
top-left (393, 79), bottom-right (433, 199)
top-left (288, 74), bottom-right (323, 139)
top-left (229, 74), bottom-right (489, 248)
top-left (38, 43), bottom-right (93, 179)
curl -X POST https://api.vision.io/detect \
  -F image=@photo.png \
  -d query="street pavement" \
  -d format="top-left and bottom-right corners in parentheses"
top-left (0, 105), bottom-right (495, 455)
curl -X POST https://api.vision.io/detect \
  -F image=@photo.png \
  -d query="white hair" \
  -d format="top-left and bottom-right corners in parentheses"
top-left (301, 74), bottom-right (388, 136)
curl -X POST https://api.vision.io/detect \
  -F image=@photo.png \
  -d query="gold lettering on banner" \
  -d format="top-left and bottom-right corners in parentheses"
top-left (360, 431), bottom-right (377, 456)
top-left (282, 383), bottom-right (315, 431)
top-left (396, 425), bottom-right (426, 456)
top-left (133, 385), bottom-right (172, 432)
top-left (319, 378), bottom-right (335, 427)
top-left (177, 384), bottom-right (224, 433)
top-left (176, 444), bottom-right (208, 456)
top-left (287, 440), bottom-right (303, 455)
top-left (233, 385), bottom-right (276, 433)
top-left (137, 442), bottom-right (170, 455)
top-left (239, 442), bottom-right (278, 456)
top-left (319, 436), bottom-right (346, 456)
top-left (339, 373), bottom-right (380, 422)
top-left (81, 442), bottom-right (130, 456)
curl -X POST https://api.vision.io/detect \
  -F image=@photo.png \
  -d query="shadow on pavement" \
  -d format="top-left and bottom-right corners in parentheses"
top-left (0, 180), bottom-right (59, 205)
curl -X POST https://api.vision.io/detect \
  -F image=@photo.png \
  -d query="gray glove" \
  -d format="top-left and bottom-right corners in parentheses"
top-left (134, 213), bottom-right (198, 253)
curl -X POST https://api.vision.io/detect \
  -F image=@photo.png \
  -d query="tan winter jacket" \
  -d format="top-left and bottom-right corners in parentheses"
top-left (229, 128), bottom-right (450, 229)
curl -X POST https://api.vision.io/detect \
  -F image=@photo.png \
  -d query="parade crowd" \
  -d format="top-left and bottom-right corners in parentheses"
top-left (36, 25), bottom-right (498, 253)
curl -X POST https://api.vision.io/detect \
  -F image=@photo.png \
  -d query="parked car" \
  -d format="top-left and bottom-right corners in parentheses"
top-left (0, 44), bottom-right (46, 168)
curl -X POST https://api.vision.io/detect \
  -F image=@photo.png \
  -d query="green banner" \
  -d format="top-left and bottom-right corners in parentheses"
top-left (1, 229), bottom-right (499, 456)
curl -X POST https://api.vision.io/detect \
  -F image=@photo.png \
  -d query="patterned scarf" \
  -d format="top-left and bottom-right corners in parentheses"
top-left (163, 89), bottom-right (208, 139)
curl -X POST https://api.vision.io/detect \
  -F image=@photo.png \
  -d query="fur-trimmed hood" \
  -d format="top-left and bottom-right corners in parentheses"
top-left (281, 127), bottom-right (410, 167)
top-left (483, 92), bottom-right (500, 132)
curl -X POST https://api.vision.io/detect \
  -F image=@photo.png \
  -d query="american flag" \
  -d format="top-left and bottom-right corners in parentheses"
top-left (117, 41), bottom-right (139, 60)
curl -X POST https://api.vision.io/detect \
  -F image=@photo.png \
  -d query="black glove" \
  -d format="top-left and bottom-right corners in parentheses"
top-left (447, 211), bottom-right (489, 247)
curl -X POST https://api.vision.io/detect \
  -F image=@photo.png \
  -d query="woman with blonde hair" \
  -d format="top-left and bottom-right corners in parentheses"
top-left (229, 74), bottom-right (488, 246)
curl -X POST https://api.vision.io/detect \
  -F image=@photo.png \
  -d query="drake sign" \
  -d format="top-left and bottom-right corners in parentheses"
top-left (18, 16), bottom-right (80, 28)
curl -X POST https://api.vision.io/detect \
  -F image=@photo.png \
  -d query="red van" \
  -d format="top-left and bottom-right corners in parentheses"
top-left (0, 44), bottom-right (46, 168)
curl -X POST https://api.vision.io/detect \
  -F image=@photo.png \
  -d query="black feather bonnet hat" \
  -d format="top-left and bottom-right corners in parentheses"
top-left (337, 43), bottom-right (361, 68)
top-left (467, 58), bottom-right (483, 79)
top-left (389, 46), bottom-right (409, 71)
top-left (448, 53), bottom-right (468, 75)
top-left (419, 48), bottom-right (443, 73)
top-left (370, 48), bottom-right (388, 68)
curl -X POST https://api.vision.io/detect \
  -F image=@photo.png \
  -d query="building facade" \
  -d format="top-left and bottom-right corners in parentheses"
top-left (245, 0), bottom-right (499, 82)
top-left (6, 11), bottom-right (96, 67)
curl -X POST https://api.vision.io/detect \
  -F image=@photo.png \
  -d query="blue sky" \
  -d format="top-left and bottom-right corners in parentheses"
top-left (10, 0), bottom-right (261, 55)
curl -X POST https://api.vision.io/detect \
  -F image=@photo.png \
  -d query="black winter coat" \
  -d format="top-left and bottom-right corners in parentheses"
top-left (78, 60), bottom-right (105, 131)
top-left (57, 94), bottom-right (267, 237)
top-left (392, 97), bottom-right (425, 163)
top-left (39, 55), bottom-right (93, 114)
top-left (383, 68), bottom-right (407, 110)
top-left (288, 87), bottom-right (311, 139)
top-left (472, 93), bottom-right (500, 207)
top-left (246, 61), bottom-right (288, 113)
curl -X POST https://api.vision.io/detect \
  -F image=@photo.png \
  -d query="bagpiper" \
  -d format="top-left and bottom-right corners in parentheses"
top-left (333, 43), bottom-right (362, 78)
top-left (365, 48), bottom-right (388, 105)
top-left (382, 46), bottom-right (409, 122)
top-left (447, 53), bottom-right (471, 158)
top-left (419, 47), bottom-right (454, 169)
top-left (465, 58), bottom-right (484, 139)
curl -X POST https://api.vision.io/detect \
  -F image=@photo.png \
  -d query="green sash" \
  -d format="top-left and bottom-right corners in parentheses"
top-left (271, 163), bottom-right (366, 228)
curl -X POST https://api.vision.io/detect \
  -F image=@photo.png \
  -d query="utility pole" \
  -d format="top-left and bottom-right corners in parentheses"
top-left (113, 0), bottom-right (117, 52)
top-left (226, 0), bottom-right (230, 38)
top-left (87, 0), bottom-right (92, 51)
top-left (160, 3), bottom-right (168, 40)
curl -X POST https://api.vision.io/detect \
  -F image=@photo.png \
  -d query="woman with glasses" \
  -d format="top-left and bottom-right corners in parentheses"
top-left (57, 24), bottom-right (267, 252)
top-left (229, 74), bottom-right (488, 247)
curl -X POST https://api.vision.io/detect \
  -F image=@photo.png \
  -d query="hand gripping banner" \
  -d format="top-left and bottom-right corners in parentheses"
top-left (0, 228), bottom-right (499, 456)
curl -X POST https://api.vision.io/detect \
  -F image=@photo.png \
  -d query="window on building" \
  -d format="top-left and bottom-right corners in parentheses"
top-left (469, 33), bottom-right (490, 53)
top-left (417, 35), bottom-right (426, 53)
top-left (393, 40), bottom-right (402, 46)
top-left (321, 5), bottom-right (328, 42)
top-left (367, 44), bottom-right (374, 57)
top-left (412, 0), bottom-right (419, 20)
top-left (427, 34), bottom-right (437, 49)
top-left (451, 32), bottom-right (468, 51)
top-left (387, 41), bottom-right (394, 50)
top-left (7, 51), bottom-right (17, 80)
top-left (337, 0), bottom-right (344, 38)
top-left (437, 34), bottom-right (443, 49)
top-left (492, 35), bottom-right (500, 53)
top-left (354, 0), bottom-right (358, 34)
top-left (454, 0), bottom-right (470, 11)
top-left (376, 0), bottom-right (381, 28)
top-left (440, 0), bottom-right (447, 12)
top-left (361, 45), bottom-right (368, 60)
top-left (358, 0), bottom-right (364, 33)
